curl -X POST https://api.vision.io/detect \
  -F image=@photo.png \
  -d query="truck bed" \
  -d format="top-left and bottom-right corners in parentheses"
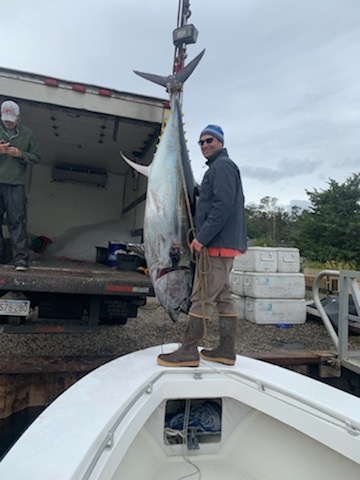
top-left (0, 66), bottom-right (167, 328)
top-left (0, 258), bottom-right (153, 296)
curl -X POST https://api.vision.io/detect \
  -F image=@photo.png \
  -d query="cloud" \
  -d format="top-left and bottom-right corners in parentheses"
top-left (242, 157), bottom-right (320, 183)
top-left (1, 0), bottom-right (359, 205)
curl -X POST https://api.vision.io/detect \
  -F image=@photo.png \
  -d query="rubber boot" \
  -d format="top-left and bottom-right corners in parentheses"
top-left (200, 316), bottom-right (236, 365)
top-left (157, 317), bottom-right (204, 367)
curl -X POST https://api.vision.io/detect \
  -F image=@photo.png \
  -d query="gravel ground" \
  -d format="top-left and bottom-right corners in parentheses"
top-left (0, 296), bottom-right (359, 359)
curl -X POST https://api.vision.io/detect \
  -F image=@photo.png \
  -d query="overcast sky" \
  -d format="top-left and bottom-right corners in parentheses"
top-left (2, 0), bottom-right (360, 207)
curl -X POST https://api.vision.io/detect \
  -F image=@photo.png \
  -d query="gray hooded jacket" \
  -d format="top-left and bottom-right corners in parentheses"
top-left (196, 148), bottom-right (247, 251)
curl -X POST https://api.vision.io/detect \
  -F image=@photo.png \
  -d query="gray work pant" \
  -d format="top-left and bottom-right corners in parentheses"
top-left (0, 184), bottom-right (29, 265)
top-left (189, 255), bottom-right (236, 319)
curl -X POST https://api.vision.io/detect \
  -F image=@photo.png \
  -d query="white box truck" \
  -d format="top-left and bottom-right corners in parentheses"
top-left (0, 66), bottom-right (170, 331)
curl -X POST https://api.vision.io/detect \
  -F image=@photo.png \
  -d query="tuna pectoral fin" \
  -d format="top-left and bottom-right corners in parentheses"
top-left (120, 152), bottom-right (150, 178)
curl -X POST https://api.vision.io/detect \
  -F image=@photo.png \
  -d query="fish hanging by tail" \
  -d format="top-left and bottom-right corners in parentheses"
top-left (121, 49), bottom-right (205, 321)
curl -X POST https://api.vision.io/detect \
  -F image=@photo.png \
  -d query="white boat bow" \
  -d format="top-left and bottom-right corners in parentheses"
top-left (0, 344), bottom-right (360, 479)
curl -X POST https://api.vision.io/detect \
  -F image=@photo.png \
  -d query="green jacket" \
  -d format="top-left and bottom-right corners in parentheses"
top-left (0, 120), bottom-right (41, 185)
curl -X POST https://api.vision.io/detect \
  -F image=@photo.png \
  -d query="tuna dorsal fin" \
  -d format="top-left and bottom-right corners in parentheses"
top-left (134, 49), bottom-right (205, 91)
top-left (120, 152), bottom-right (150, 178)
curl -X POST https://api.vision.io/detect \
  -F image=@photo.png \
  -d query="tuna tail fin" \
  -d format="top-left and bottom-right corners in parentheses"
top-left (134, 49), bottom-right (205, 92)
top-left (120, 152), bottom-right (150, 177)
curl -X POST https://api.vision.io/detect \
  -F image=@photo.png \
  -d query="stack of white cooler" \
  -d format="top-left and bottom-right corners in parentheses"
top-left (230, 247), bottom-right (306, 324)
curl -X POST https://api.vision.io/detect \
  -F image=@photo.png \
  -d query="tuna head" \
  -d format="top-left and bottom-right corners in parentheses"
top-left (154, 267), bottom-right (193, 322)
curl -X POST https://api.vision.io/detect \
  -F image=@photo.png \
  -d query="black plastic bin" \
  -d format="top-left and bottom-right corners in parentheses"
top-left (95, 246), bottom-right (108, 265)
top-left (117, 254), bottom-right (145, 271)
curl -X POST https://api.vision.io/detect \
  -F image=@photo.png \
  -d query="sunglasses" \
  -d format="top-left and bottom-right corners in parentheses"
top-left (198, 137), bottom-right (214, 146)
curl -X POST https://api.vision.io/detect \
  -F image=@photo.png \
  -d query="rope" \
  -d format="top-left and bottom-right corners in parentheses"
top-left (166, 400), bottom-right (221, 434)
top-left (183, 398), bottom-right (191, 444)
top-left (195, 247), bottom-right (211, 346)
top-left (173, 99), bottom-right (211, 336)
top-left (174, 94), bottom-right (195, 236)
top-left (165, 397), bottom-right (221, 480)
top-left (178, 459), bottom-right (201, 480)
top-left (160, 95), bottom-right (210, 356)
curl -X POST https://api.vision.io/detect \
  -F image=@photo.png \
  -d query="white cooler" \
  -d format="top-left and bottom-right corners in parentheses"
top-left (232, 294), bottom-right (246, 318)
top-left (243, 272), bottom-right (305, 299)
top-left (233, 247), bottom-right (277, 273)
top-left (229, 271), bottom-right (245, 296)
top-left (277, 248), bottom-right (300, 273)
top-left (245, 298), bottom-right (306, 324)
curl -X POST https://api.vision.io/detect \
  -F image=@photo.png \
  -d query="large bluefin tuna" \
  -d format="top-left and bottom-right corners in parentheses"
top-left (121, 50), bottom-right (205, 322)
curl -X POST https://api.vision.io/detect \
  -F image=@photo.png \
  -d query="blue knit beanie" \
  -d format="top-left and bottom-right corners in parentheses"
top-left (199, 124), bottom-right (224, 144)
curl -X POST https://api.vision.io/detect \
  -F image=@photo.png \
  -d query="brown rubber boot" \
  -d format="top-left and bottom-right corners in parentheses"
top-left (157, 317), bottom-right (204, 367)
top-left (200, 316), bottom-right (236, 365)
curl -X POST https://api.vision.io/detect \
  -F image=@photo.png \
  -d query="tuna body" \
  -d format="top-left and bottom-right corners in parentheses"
top-left (144, 97), bottom-right (194, 321)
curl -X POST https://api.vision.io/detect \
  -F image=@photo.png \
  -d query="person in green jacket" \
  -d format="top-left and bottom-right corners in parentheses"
top-left (0, 100), bottom-right (41, 271)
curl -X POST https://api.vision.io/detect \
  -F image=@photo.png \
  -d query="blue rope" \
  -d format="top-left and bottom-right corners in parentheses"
top-left (165, 401), bottom-right (221, 433)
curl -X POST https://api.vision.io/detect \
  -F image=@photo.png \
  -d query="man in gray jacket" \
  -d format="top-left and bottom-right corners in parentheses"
top-left (157, 124), bottom-right (247, 367)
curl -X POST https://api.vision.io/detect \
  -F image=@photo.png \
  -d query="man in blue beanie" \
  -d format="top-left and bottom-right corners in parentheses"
top-left (157, 124), bottom-right (247, 367)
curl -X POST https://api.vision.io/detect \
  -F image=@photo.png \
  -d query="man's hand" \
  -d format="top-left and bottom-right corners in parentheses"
top-left (7, 146), bottom-right (23, 158)
top-left (0, 142), bottom-right (10, 154)
top-left (190, 238), bottom-right (204, 255)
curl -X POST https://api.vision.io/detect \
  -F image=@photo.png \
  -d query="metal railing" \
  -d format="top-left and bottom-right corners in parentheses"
top-left (312, 270), bottom-right (360, 374)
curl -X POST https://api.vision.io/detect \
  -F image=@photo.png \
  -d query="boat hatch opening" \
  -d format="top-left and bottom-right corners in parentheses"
top-left (164, 398), bottom-right (222, 450)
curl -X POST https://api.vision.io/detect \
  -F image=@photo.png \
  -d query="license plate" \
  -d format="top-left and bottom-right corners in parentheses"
top-left (0, 299), bottom-right (30, 316)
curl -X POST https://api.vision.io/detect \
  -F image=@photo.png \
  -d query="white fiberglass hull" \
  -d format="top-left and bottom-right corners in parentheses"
top-left (0, 344), bottom-right (360, 480)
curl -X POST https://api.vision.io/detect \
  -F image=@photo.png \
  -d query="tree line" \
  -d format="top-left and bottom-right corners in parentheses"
top-left (246, 173), bottom-right (360, 269)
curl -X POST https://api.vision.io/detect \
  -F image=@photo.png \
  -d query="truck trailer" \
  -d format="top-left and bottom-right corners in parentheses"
top-left (0, 66), bottom-right (170, 331)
